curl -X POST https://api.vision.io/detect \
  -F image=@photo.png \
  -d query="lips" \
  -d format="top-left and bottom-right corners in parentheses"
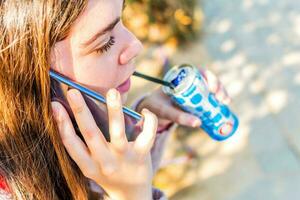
top-left (116, 77), bottom-right (131, 94)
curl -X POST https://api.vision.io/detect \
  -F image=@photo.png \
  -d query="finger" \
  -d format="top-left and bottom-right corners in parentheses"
top-left (51, 101), bottom-right (95, 172)
top-left (134, 109), bottom-right (158, 156)
top-left (215, 83), bottom-right (231, 105)
top-left (66, 89), bottom-right (114, 165)
top-left (223, 96), bottom-right (231, 105)
top-left (215, 85), bottom-right (226, 102)
top-left (201, 69), bottom-right (231, 105)
top-left (157, 118), bottom-right (173, 127)
top-left (202, 69), bottom-right (219, 93)
top-left (152, 103), bottom-right (201, 127)
top-left (176, 112), bottom-right (202, 128)
top-left (106, 88), bottom-right (128, 152)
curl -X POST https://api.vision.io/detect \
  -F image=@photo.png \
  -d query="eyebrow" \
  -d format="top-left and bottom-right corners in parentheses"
top-left (81, 16), bottom-right (120, 47)
top-left (81, 0), bottom-right (126, 48)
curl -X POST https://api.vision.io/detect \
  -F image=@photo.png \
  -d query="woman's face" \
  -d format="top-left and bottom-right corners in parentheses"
top-left (50, 0), bottom-right (143, 102)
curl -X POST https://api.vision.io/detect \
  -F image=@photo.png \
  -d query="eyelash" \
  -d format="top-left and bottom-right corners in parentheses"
top-left (96, 36), bottom-right (115, 54)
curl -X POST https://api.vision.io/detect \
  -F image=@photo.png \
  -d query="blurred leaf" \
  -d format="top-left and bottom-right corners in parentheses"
top-left (124, 0), bottom-right (203, 46)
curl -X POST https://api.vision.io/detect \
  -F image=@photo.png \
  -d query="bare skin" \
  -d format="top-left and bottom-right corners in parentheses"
top-left (52, 89), bottom-right (156, 200)
top-left (50, 0), bottom-right (231, 199)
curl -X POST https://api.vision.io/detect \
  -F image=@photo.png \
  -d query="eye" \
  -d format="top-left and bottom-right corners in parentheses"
top-left (96, 36), bottom-right (115, 54)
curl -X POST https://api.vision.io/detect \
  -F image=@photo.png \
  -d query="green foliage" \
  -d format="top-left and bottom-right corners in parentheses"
top-left (124, 0), bottom-right (203, 45)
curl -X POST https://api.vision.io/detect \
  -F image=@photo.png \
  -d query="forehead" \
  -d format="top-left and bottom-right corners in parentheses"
top-left (70, 0), bottom-right (122, 41)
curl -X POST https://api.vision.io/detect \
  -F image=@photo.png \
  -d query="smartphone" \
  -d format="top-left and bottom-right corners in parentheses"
top-left (50, 69), bottom-right (143, 142)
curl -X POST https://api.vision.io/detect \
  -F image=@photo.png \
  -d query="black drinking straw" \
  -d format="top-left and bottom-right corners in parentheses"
top-left (133, 71), bottom-right (175, 89)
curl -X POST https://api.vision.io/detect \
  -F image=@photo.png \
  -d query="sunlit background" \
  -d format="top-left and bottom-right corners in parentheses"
top-left (124, 0), bottom-right (300, 199)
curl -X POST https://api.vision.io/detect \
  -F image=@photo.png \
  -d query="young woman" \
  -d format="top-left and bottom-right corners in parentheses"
top-left (0, 0), bottom-right (230, 199)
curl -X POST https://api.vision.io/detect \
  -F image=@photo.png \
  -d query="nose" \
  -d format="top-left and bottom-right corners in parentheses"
top-left (119, 32), bottom-right (143, 65)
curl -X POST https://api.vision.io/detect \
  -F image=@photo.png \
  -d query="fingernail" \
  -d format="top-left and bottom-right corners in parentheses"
top-left (180, 114), bottom-right (199, 127)
top-left (107, 89), bottom-right (118, 100)
top-left (141, 108), bottom-right (149, 114)
top-left (107, 89), bottom-right (120, 107)
top-left (191, 118), bottom-right (201, 127)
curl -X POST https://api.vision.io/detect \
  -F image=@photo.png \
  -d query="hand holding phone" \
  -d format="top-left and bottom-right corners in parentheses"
top-left (51, 88), bottom-right (157, 200)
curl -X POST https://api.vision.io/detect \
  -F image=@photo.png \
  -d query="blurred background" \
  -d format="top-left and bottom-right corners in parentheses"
top-left (124, 0), bottom-right (300, 199)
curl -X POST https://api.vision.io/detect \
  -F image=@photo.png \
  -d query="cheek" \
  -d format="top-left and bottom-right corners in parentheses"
top-left (72, 55), bottom-right (120, 95)
top-left (52, 37), bottom-right (126, 96)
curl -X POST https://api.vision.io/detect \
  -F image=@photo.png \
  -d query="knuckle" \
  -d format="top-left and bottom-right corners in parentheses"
top-left (117, 145), bottom-right (127, 153)
top-left (83, 127), bottom-right (97, 139)
top-left (54, 111), bottom-right (64, 123)
top-left (175, 114), bottom-right (183, 123)
top-left (72, 104), bottom-right (85, 113)
top-left (101, 164), bottom-right (117, 176)
top-left (52, 103), bottom-right (66, 123)
top-left (114, 141), bottom-right (127, 152)
top-left (169, 109), bottom-right (182, 121)
top-left (61, 137), bottom-right (72, 146)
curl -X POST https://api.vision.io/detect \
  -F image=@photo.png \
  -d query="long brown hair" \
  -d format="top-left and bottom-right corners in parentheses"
top-left (0, 1), bottom-right (91, 199)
